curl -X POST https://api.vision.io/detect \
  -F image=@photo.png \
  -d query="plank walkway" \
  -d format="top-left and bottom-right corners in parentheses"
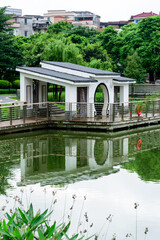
top-left (1, 113), bottom-right (160, 135)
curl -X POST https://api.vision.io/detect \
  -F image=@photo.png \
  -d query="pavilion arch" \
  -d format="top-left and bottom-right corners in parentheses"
top-left (94, 139), bottom-right (109, 166)
top-left (94, 83), bottom-right (109, 116)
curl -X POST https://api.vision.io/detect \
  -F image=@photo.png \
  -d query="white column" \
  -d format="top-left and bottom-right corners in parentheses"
top-left (88, 85), bottom-right (96, 117)
top-left (65, 85), bottom-right (77, 112)
top-left (39, 81), bottom-right (47, 107)
top-left (123, 138), bottom-right (128, 156)
top-left (20, 143), bottom-right (33, 180)
top-left (65, 139), bottom-right (77, 171)
top-left (120, 85), bottom-right (129, 103)
top-left (20, 74), bottom-right (33, 103)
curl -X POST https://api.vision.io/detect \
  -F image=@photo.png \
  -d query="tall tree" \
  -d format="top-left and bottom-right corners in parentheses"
top-left (118, 17), bottom-right (160, 83)
top-left (47, 21), bottom-right (73, 35)
top-left (0, 7), bottom-right (23, 81)
top-left (99, 25), bottom-right (119, 63)
top-left (125, 52), bottom-right (146, 83)
top-left (136, 16), bottom-right (160, 83)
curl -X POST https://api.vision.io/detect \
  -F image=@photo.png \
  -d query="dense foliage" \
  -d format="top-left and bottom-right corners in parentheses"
top-left (0, 7), bottom-right (160, 84)
top-left (0, 7), bottom-right (24, 82)
top-left (123, 149), bottom-right (160, 182)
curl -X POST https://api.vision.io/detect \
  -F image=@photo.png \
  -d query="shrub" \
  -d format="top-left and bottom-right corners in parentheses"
top-left (0, 89), bottom-right (16, 94)
top-left (13, 79), bottom-right (20, 89)
top-left (0, 80), bottom-right (11, 89)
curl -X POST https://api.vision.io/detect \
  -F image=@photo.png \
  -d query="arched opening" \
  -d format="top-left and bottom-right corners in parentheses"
top-left (94, 83), bottom-right (109, 116)
top-left (94, 140), bottom-right (109, 165)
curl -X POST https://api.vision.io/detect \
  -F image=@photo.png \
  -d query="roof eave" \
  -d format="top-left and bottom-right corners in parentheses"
top-left (16, 67), bottom-right (97, 85)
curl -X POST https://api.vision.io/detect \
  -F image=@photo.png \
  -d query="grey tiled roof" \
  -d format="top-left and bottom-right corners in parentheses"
top-left (113, 76), bottom-right (136, 82)
top-left (17, 67), bottom-right (98, 83)
top-left (42, 61), bottom-right (119, 76)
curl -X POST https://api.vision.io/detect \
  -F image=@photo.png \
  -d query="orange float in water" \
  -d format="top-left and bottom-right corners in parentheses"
top-left (136, 105), bottom-right (142, 116)
top-left (136, 138), bottom-right (142, 150)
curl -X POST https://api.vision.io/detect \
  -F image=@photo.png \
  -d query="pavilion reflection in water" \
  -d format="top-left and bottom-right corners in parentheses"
top-left (1, 128), bottom-right (160, 189)
top-left (19, 133), bottom-right (129, 186)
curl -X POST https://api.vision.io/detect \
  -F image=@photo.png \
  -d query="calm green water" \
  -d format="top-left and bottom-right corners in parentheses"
top-left (1, 128), bottom-right (160, 239)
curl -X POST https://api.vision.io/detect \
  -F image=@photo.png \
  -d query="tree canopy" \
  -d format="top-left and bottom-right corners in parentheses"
top-left (0, 9), bottom-right (160, 84)
top-left (0, 7), bottom-right (23, 81)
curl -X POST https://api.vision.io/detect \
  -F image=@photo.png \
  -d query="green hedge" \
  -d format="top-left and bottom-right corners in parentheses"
top-left (12, 79), bottom-right (20, 89)
top-left (0, 80), bottom-right (12, 89)
top-left (0, 89), bottom-right (16, 94)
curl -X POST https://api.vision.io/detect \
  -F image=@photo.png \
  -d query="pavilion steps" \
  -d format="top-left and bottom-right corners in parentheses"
top-left (50, 104), bottom-right (65, 115)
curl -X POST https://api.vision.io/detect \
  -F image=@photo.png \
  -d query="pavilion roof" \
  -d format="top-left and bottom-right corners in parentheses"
top-left (16, 66), bottom-right (98, 83)
top-left (42, 61), bottom-right (119, 76)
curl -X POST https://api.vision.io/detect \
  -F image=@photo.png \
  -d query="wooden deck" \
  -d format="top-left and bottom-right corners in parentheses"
top-left (1, 100), bottom-right (160, 134)
top-left (1, 113), bottom-right (160, 135)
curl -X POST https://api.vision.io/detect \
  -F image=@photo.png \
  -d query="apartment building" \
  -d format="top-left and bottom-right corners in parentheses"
top-left (8, 16), bottom-right (34, 36)
top-left (5, 8), bottom-right (50, 36)
top-left (43, 10), bottom-right (100, 29)
top-left (4, 7), bottom-right (22, 16)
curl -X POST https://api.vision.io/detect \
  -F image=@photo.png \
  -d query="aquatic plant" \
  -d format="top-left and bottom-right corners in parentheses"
top-left (0, 204), bottom-right (94, 239)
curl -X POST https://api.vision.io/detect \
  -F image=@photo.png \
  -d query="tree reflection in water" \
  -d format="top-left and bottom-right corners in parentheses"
top-left (1, 128), bottom-right (160, 195)
top-left (123, 149), bottom-right (160, 182)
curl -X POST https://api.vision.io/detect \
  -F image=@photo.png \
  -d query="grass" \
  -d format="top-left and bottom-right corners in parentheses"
top-left (48, 92), bottom-right (65, 102)
top-left (9, 96), bottom-right (20, 101)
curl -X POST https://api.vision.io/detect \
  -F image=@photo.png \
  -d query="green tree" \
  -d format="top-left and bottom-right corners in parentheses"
top-left (62, 44), bottom-right (84, 64)
top-left (42, 39), bottom-right (65, 62)
top-left (82, 43), bottom-right (110, 62)
top-left (0, 7), bottom-right (23, 81)
top-left (23, 32), bottom-right (49, 66)
top-left (47, 21), bottom-right (73, 35)
top-left (65, 25), bottom-right (99, 43)
top-left (99, 25), bottom-right (119, 63)
top-left (136, 16), bottom-right (160, 83)
top-left (125, 52), bottom-right (146, 83)
top-left (118, 17), bottom-right (160, 83)
top-left (88, 58), bottom-right (112, 71)
top-left (118, 23), bottom-right (138, 67)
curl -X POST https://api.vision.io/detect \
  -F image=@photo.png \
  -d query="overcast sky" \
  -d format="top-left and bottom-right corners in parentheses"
top-left (0, 0), bottom-right (159, 21)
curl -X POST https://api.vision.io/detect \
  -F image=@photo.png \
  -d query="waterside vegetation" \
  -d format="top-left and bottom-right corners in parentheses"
top-left (0, 204), bottom-right (93, 240)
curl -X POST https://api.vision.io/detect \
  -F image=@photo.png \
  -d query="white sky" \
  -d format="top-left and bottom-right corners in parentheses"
top-left (0, 0), bottom-right (159, 21)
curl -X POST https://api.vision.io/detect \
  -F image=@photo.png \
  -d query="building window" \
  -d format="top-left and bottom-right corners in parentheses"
top-left (24, 31), bottom-right (28, 36)
top-left (25, 18), bottom-right (27, 24)
top-left (15, 18), bottom-right (17, 22)
top-left (48, 17), bottom-right (50, 21)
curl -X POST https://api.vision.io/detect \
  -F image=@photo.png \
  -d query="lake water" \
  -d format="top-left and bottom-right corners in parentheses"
top-left (1, 128), bottom-right (160, 239)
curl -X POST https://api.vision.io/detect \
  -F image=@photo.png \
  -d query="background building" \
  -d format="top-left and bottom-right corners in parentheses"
top-left (8, 16), bottom-right (33, 36)
top-left (4, 7), bottom-right (22, 16)
top-left (5, 8), bottom-right (50, 36)
top-left (43, 10), bottom-right (100, 29)
top-left (100, 20), bottom-right (130, 31)
top-left (130, 11), bottom-right (158, 23)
